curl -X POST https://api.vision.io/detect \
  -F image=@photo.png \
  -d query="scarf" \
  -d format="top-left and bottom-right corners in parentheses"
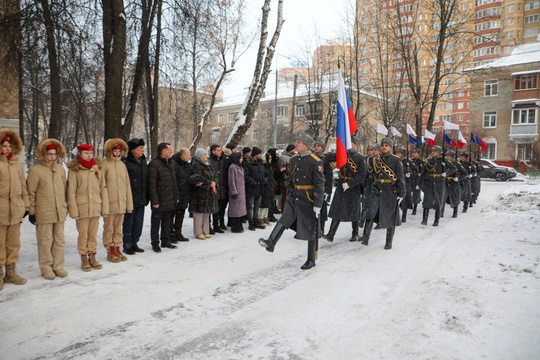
top-left (79, 158), bottom-right (95, 170)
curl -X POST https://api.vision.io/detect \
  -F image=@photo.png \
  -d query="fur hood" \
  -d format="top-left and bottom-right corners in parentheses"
top-left (0, 128), bottom-right (23, 155)
top-left (103, 138), bottom-right (128, 159)
top-left (36, 138), bottom-right (67, 162)
top-left (67, 156), bottom-right (103, 171)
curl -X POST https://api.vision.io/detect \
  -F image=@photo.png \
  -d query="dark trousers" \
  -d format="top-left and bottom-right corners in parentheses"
top-left (212, 198), bottom-right (228, 228)
top-left (174, 208), bottom-right (187, 235)
top-left (246, 196), bottom-right (262, 221)
top-left (151, 210), bottom-right (174, 246)
top-left (122, 205), bottom-right (145, 250)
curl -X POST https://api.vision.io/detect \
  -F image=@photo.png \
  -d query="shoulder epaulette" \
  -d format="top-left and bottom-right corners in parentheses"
top-left (310, 153), bottom-right (321, 161)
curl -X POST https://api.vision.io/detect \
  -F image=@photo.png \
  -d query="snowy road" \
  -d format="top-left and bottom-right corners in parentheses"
top-left (1, 179), bottom-right (539, 359)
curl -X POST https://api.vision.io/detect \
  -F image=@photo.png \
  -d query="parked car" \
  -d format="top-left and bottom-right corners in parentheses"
top-left (480, 159), bottom-right (517, 182)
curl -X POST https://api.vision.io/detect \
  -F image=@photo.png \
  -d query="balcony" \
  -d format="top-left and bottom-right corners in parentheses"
top-left (509, 124), bottom-right (538, 142)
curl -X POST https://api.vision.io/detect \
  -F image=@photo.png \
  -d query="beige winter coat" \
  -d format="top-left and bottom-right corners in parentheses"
top-left (0, 129), bottom-right (29, 225)
top-left (27, 139), bottom-right (68, 224)
top-left (102, 138), bottom-right (133, 214)
top-left (67, 156), bottom-right (109, 219)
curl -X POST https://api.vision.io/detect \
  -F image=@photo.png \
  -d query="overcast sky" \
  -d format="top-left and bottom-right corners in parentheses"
top-left (221, 0), bottom-right (351, 99)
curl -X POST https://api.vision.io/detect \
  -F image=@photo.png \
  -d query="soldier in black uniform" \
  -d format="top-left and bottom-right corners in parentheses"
top-left (459, 152), bottom-right (473, 213)
top-left (361, 144), bottom-right (381, 227)
top-left (359, 137), bottom-right (406, 250)
top-left (417, 145), bottom-right (456, 226)
top-left (258, 133), bottom-right (325, 270)
top-left (410, 148), bottom-right (424, 215)
top-left (324, 137), bottom-right (367, 242)
top-left (441, 150), bottom-right (466, 218)
top-left (313, 140), bottom-right (333, 235)
top-left (395, 147), bottom-right (418, 223)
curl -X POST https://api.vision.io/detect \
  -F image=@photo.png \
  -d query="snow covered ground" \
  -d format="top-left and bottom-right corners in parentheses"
top-left (1, 177), bottom-right (539, 360)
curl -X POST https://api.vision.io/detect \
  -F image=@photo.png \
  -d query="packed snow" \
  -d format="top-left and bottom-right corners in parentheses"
top-left (1, 177), bottom-right (539, 360)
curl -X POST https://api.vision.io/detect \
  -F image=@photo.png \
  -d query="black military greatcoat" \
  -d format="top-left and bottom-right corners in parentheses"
top-left (418, 155), bottom-right (456, 210)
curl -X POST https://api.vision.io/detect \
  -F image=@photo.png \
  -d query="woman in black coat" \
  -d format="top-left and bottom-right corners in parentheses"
top-left (260, 152), bottom-right (277, 225)
top-left (188, 148), bottom-right (218, 240)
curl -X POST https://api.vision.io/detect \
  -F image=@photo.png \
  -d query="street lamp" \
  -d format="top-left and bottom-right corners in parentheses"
top-left (273, 54), bottom-right (291, 148)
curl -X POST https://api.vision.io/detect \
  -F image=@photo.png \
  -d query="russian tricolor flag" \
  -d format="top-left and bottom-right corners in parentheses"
top-left (336, 70), bottom-right (358, 169)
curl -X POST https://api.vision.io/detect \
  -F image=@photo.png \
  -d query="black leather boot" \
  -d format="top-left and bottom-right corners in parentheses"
top-left (412, 203), bottom-right (417, 215)
top-left (384, 227), bottom-right (395, 250)
top-left (359, 209), bottom-right (367, 228)
top-left (320, 220), bottom-right (326, 236)
top-left (421, 208), bottom-right (429, 225)
top-left (433, 209), bottom-right (440, 227)
top-left (248, 220), bottom-right (256, 231)
top-left (349, 221), bottom-right (360, 242)
top-left (258, 222), bottom-right (286, 253)
top-left (452, 207), bottom-right (458, 218)
top-left (360, 219), bottom-right (374, 245)
top-left (401, 208), bottom-right (407, 223)
top-left (462, 202), bottom-right (468, 213)
top-left (323, 219), bottom-right (340, 242)
top-left (440, 205), bottom-right (445, 218)
top-left (301, 240), bottom-right (317, 270)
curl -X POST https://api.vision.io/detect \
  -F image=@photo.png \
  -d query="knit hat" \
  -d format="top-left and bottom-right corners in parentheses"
top-left (285, 144), bottom-right (295, 153)
top-left (380, 137), bottom-right (394, 147)
top-left (242, 147), bottom-right (251, 155)
top-left (195, 148), bottom-right (208, 160)
top-left (296, 132), bottom-right (316, 149)
top-left (251, 146), bottom-right (262, 157)
top-left (128, 138), bottom-right (145, 150)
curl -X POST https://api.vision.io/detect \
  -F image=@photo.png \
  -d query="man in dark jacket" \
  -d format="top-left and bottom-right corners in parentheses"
top-left (259, 133), bottom-right (325, 270)
top-left (395, 147), bottom-right (418, 223)
top-left (170, 147), bottom-right (191, 242)
top-left (122, 138), bottom-right (149, 255)
top-left (410, 148), bottom-right (424, 215)
top-left (313, 140), bottom-right (333, 235)
top-left (244, 146), bottom-right (266, 231)
top-left (148, 143), bottom-right (179, 252)
top-left (208, 144), bottom-right (228, 233)
top-left (441, 150), bottom-right (466, 219)
top-left (360, 137), bottom-right (406, 250)
top-left (459, 151), bottom-right (473, 213)
top-left (324, 137), bottom-right (367, 242)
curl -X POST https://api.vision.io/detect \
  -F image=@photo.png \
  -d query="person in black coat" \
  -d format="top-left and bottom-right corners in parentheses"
top-left (122, 138), bottom-right (149, 254)
top-left (410, 148), bottom-right (424, 215)
top-left (243, 146), bottom-right (266, 231)
top-left (441, 150), bottom-right (467, 219)
top-left (313, 140), bottom-right (333, 235)
top-left (170, 147), bottom-right (191, 242)
top-left (148, 143), bottom-right (179, 252)
top-left (395, 147), bottom-right (418, 223)
top-left (459, 152), bottom-right (473, 213)
top-left (208, 144), bottom-right (229, 233)
top-left (260, 152), bottom-right (277, 225)
top-left (360, 137), bottom-right (406, 250)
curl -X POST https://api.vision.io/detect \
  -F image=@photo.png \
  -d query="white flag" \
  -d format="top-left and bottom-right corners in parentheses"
top-left (406, 123), bottom-right (417, 137)
top-left (391, 127), bottom-right (402, 137)
top-left (377, 123), bottom-right (388, 135)
top-left (444, 120), bottom-right (460, 131)
top-left (458, 130), bottom-right (467, 144)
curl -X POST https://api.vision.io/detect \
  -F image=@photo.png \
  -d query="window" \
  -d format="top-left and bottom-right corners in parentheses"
top-left (524, 14), bottom-right (539, 25)
top-left (517, 143), bottom-right (534, 160)
top-left (512, 108), bottom-right (537, 124)
top-left (227, 112), bottom-right (238, 123)
top-left (508, 18), bottom-right (514, 26)
top-left (458, 114), bottom-right (464, 122)
top-left (295, 104), bottom-right (305, 116)
top-left (508, 4), bottom-right (515, 12)
top-left (252, 130), bottom-right (258, 141)
top-left (266, 108), bottom-right (272, 119)
top-left (484, 79), bottom-right (498, 96)
top-left (443, 115), bottom-right (452, 122)
top-left (485, 143), bottom-right (496, 160)
top-left (444, 103), bottom-right (453, 110)
top-left (515, 74), bottom-right (538, 90)
top-left (524, 28), bottom-right (539, 38)
top-left (483, 111), bottom-right (497, 128)
top-left (218, 114), bottom-right (223, 124)
top-left (457, 102), bottom-right (464, 109)
top-left (525, 1), bottom-right (540, 10)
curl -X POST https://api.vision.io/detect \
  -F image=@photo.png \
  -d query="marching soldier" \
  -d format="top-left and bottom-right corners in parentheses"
top-left (258, 133), bottom-right (325, 270)
top-left (395, 147), bottom-right (418, 223)
top-left (323, 137), bottom-right (367, 242)
top-left (361, 144), bottom-right (380, 227)
top-left (359, 137), bottom-right (406, 250)
top-left (441, 150), bottom-right (466, 219)
top-left (313, 140), bottom-right (333, 235)
top-left (459, 152), bottom-right (473, 213)
top-left (417, 145), bottom-right (456, 226)
top-left (410, 148), bottom-right (424, 215)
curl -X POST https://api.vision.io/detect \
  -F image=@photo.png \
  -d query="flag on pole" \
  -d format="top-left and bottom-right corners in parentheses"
top-left (408, 135), bottom-right (417, 145)
top-left (391, 127), bottom-right (402, 137)
top-left (335, 69), bottom-right (358, 169)
top-left (424, 128), bottom-right (436, 147)
top-left (458, 130), bottom-right (467, 148)
top-left (479, 138), bottom-right (487, 152)
top-left (443, 133), bottom-right (452, 146)
top-left (376, 123), bottom-right (388, 135)
top-left (406, 124), bottom-right (417, 137)
top-left (444, 120), bottom-right (460, 131)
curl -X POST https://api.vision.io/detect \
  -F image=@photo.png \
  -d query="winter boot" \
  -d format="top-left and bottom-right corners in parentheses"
top-left (384, 227), bottom-right (395, 250)
top-left (323, 219), bottom-right (340, 242)
top-left (359, 208), bottom-right (367, 228)
top-left (433, 209), bottom-right (440, 227)
top-left (107, 246), bottom-right (121, 263)
top-left (88, 252), bottom-right (103, 270)
top-left (452, 207), bottom-right (458, 218)
top-left (4, 264), bottom-right (27, 285)
top-left (258, 219), bottom-right (267, 228)
top-left (349, 221), bottom-right (360, 242)
top-left (115, 247), bottom-right (127, 261)
top-left (301, 240), bottom-right (317, 270)
top-left (412, 203), bottom-right (418, 216)
top-left (81, 253), bottom-right (92, 272)
top-left (440, 205), bottom-right (445, 218)
top-left (0, 266), bottom-right (3, 290)
top-left (360, 219), bottom-right (374, 246)
top-left (462, 202), bottom-right (468, 213)
top-left (320, 220), bottom-right (326, 235)
top-left (263, 218), bottom-right (272, 226)
top-left (248, 220), bottom-right (256, 231)
top-left (258, 222), bottom-right (286, 253)
top-left (176, 232), bottom-right (189, 242)
top-left (421, 208), bottom-right (429, 225)
top-left (401, 208), bottom-right (407, 223)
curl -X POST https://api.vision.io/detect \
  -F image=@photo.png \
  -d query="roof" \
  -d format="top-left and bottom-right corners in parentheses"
top-left (466, 42), bottom-right (540, 72)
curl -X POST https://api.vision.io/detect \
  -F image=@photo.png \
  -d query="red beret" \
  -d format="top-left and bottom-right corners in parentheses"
top-left (1, 135), bottom-right (11, 142)
top-left (76, 143), bottom-right (94, 151)
top-left (45, 144), bottom-right (57, 151)
top-left (113, 144), bottom-right (122, 150)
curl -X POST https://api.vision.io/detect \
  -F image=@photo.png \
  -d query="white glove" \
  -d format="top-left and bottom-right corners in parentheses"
top-left (405, 173), bottom-right (411, 178)
top-left (472, 174), bottom-right (477, 177)
top-left (342, 183), bottom-right (350, 191)
top-left (453, 177), bottom-right (459, 182)
top-left (313, 207), bottom-right (321, 216)
top-left (441, 172), bottom-right (447, 178)
top-left (467, 174), bottom-right (472, 178)
top-left (397, 197), bottom-right (404, 203)
top-left (324, 193), bottom-right (331, 204)
top-left (415, 185), bottom-right (420, 190)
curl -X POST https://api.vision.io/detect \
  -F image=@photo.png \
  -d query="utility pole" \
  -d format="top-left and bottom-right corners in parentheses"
top-left (289, 74), bottom-right (297, 143)
top-left (273, 67), bottom-right (278, 148)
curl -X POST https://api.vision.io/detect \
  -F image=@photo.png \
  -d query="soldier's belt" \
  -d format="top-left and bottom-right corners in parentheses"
top-left (341, 176), bottom-right (354, 181)
top-left (427, 174), bottom-right (441, 178)
top-left (375, 179), bottom-right (394, 184)
top-left (446, 176), bottom-right (455, 180)
top-left (293, 184), bottom-right (315, 190)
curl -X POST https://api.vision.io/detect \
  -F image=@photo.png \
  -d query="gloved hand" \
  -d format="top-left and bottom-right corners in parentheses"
top-left (324, 193), bottom-right (331, 204)
top-left (441, 172), bottom-right (447, 178)
top-left (231, 193), bottom-right (238, 199)
top-left (453, 177), bottom-right (459, 182)
top-left (29, 214), bottom-right (36, 225)
top-left (23, 210), bottom-right (29, 218)
top-left (397, 196), bottom-right (404, 203)
top-left (467, 174), bottom-right (473, 178)
top-left (415, 185), bottom-right (420, 190)
top-left (405, 173), bottom-right (411, 178)
top-left (313, 207), bottom-right (321, 216)
top-left (472, 174), bottom-right (476, 177)
top-left (342, 183), bottom-right (350, 191)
